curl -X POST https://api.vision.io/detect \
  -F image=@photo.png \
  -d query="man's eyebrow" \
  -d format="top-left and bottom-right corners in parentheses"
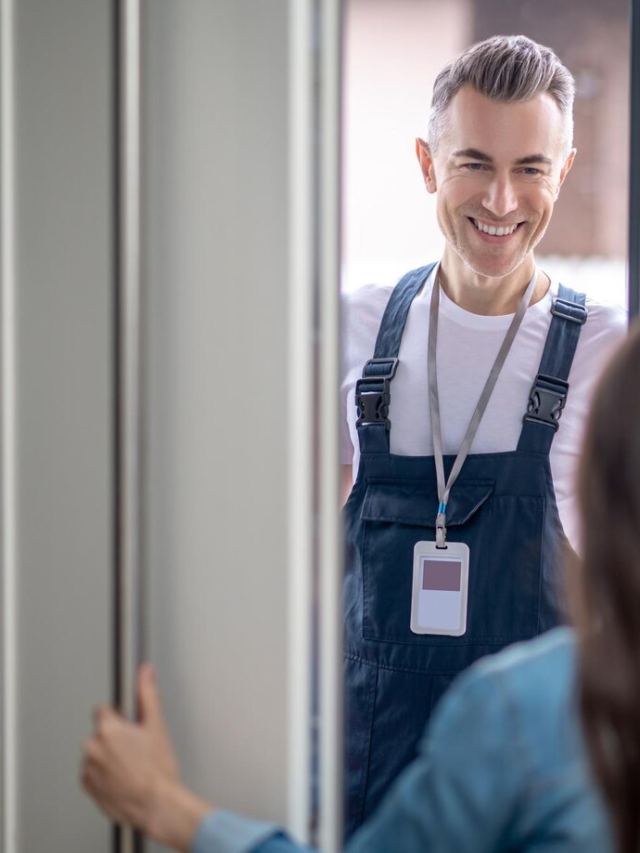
top-left (452, 148), bottom-right (492, 162)
top-left (513, 154), bottom-right (553, 166)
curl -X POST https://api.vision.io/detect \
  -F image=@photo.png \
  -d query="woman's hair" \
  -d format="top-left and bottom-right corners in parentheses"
top-left (576, 321), bottom-right (640, 853)
top-left (427, 35), bottom-right (575, 158)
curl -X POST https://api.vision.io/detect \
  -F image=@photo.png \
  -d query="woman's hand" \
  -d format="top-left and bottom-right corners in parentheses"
top-left (81, 663), bottom-right (213, 852)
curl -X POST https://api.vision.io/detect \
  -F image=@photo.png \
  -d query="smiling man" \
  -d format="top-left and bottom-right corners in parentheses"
top-left (415, 85), bottom-right (574, 309)
top-left (340, 34), bottom-right (626, 834)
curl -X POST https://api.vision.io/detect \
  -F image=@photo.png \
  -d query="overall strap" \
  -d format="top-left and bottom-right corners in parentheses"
top-left (356, 264), bottom-right (436, 454)
top-left (517, 284), bottom-right (588, 455)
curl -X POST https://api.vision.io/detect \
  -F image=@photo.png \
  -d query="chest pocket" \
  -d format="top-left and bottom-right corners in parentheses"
top-left (360, 479), bottom-right (545, 646)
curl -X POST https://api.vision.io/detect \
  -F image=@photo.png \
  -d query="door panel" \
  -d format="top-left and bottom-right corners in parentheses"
top-left (3, 1), bottom-right (113, 850)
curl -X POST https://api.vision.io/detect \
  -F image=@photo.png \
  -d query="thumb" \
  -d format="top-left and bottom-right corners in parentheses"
top-left (137, 663), bottom-right (165, 731)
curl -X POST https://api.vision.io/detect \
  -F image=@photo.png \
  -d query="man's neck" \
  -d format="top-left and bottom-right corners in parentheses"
top-left (437, 255), bottom-right (550, 316)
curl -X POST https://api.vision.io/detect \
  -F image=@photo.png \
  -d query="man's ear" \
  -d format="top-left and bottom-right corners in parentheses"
top-left (556, 147), bottom-right (576, 197)
top-left (415, 138), bottom-right (437, 193)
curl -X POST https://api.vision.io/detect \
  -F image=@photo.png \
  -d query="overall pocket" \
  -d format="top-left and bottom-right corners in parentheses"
top-left (361, 479), bottom-right (494, 645)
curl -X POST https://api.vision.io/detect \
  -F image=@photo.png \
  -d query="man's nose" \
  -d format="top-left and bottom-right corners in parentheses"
top-left (482, 175), bottom-right (518, 218)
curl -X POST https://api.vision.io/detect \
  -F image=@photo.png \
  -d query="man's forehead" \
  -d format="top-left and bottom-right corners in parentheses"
top-left (439, 88), bottom-right (567, 159)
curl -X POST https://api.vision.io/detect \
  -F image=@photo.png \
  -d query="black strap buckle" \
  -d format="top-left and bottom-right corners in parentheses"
top-left (551, 297), bottom-right (588, 325)
top-left (524, 374), bottom-right (569, 431)
top-left (356, 378), bottom-right (392, 429)
top-left (355, 358), bottom-right (399, 430)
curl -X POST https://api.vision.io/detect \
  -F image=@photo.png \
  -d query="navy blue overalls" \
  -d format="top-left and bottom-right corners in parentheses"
top-left (343, 263), bottom-right (587, 835)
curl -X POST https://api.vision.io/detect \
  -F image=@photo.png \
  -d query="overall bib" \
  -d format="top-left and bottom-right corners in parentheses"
top-left (343, 263), bottom-right (587, 834)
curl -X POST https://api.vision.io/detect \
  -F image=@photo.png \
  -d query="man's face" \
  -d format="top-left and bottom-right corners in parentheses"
top-left (416, 85), bottom-right (575, 280)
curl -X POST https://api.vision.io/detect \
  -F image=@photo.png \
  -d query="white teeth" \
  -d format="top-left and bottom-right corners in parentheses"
top-left (473, 219), bottom-right (518, 236)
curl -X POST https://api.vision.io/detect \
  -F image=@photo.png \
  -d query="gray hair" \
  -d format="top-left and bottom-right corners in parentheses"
top-left (427, 35), bottom-right (575, 158)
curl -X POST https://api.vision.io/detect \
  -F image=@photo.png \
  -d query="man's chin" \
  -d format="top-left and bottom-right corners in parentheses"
top-left (457, 248), bottom-right (530, 281)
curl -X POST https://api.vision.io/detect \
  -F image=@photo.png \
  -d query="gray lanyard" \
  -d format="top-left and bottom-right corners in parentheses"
top-left (428, 266), bottom-right (539, 548)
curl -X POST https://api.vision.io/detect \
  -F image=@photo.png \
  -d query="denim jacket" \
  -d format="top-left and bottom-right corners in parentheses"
top-left (193, 628), bottom-right (612, 853)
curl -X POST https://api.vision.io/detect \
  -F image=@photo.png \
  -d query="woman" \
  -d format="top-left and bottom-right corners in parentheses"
top-left (576, 320), bottom-right (640, 853)
top-left (82, 324), bottom-right (640, 853)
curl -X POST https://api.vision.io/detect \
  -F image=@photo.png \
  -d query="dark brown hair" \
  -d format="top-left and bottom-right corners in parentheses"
top-left (576, 321), bottom-right (640, 853)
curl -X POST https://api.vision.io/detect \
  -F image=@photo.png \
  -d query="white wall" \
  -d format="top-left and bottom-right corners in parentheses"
top-left (342, 0), bottom-right (472, 289)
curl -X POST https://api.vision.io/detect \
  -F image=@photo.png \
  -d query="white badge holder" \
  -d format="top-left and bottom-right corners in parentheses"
top-left (410, 541), bottom-right (469, 636)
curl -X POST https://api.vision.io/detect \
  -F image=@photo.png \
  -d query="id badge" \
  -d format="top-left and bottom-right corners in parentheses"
top-left (410, 541), bottom-right (469, 636)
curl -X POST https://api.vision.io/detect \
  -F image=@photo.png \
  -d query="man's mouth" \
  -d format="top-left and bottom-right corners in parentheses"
top-left (469, 218), bottom-right (523, 237)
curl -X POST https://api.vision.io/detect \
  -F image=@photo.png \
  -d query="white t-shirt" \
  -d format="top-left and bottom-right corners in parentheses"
top-left (341, 267), bottom-right (627, 553)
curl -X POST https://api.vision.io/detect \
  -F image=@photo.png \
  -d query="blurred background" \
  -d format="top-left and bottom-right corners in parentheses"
top-left (343, 0), bottom-right (629, 308)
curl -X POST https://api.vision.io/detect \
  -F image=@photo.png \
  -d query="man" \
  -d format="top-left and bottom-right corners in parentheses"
top-left (83, 33), bottom-right (626, 848)
top-left (339, 33), bottom-right (625, 834)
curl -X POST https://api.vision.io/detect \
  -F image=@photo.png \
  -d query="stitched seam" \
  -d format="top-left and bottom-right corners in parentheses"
top-left (362, 449), bottom-right (552, 462)
top-left (536, 499), bottom-right (547, 634)
top-left (345, 652), bottom-right (507, 677)
top-left (358, 663), bottom-right (379, 826)
top-left (361, 519), bottom-right (370, 638)
top-left (359, 634), bottom-right (530, 646)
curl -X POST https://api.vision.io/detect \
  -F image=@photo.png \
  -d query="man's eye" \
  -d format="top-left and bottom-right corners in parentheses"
top-left (521, 167), bottom-right (541, 176)
top-left (462, 163), bottom-right (485, 171)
